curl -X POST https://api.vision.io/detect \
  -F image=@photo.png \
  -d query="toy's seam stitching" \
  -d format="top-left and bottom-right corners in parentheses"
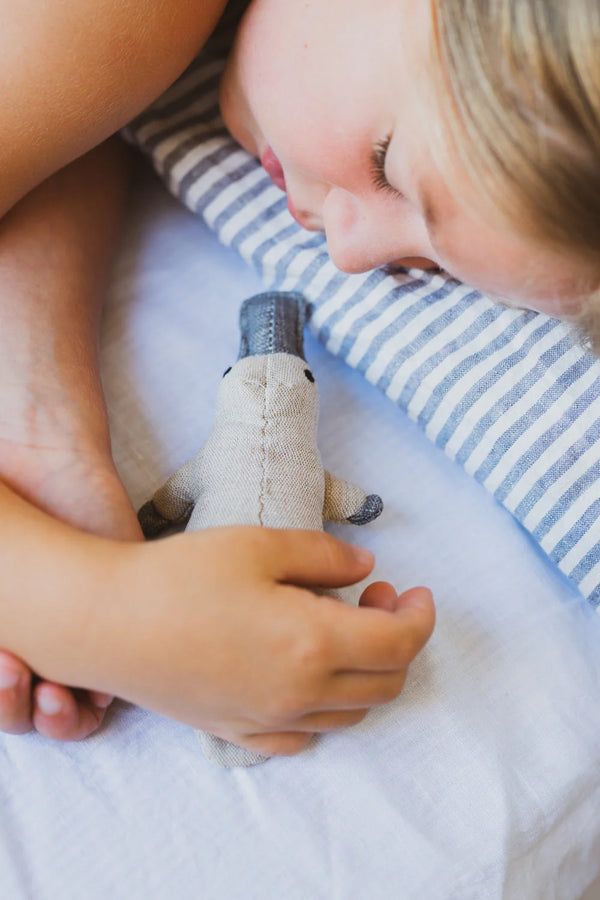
top-left (257, 358), bottom-right (269, 526)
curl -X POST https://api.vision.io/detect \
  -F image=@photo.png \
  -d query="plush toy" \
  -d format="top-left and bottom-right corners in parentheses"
top-left (138, 291), bottom-right (383, 767)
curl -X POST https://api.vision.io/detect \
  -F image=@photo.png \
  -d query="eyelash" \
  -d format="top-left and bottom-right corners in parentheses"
top-left (370, 135), bottom-right (405, 200)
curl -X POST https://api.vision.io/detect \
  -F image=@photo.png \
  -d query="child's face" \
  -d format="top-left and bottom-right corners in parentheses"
top-left (220, 0), bottom-right (591, 319)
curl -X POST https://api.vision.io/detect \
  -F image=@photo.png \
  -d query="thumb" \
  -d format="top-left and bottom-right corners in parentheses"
top-left (253, 527), bottom-right (375, 588)
top-left (394, 586), bottom-right (436, 648)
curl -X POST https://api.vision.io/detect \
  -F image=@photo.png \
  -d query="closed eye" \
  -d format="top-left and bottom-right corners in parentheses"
top-left (370, 135), bottom-right (406, 200)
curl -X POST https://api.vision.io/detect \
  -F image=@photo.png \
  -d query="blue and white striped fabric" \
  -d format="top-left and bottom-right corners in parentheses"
top-left (123, 53), bottom-right (600, 610)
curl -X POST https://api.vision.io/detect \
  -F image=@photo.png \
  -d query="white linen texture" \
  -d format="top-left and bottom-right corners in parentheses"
top-left (1, 176), bottom-right (599, 900)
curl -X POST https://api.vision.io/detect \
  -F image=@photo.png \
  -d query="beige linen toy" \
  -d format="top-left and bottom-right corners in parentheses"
top-left (138, 292), bottom-right (383, 767)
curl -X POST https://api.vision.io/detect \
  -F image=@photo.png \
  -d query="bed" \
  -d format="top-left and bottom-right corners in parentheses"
top-left (0, 161), bottom-right (598, 899)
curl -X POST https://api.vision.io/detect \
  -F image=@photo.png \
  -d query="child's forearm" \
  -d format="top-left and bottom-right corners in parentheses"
top-left (0, 0), bottom-right (228, 216)
top-left (0, 479), bottom-right (120, 685)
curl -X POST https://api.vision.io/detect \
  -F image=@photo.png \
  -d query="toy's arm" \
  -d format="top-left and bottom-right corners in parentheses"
top-left (323, 471), bottom-right (383, 525)
top-left (138, 450), bottom-right (204, 539)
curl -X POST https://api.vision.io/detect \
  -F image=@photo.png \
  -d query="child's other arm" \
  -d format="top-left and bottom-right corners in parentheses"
top-left (0, 0), bottom-right (228, 217)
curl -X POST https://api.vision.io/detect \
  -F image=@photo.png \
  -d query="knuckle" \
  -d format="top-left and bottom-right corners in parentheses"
top-left (293, 620), bottom-right (331, 670)
top-left (260, 691), bottom-right (286, 724)
top-left (395, 630), bottom-right (423, 664)
top-left (264, 681), bottom-right (311, 722)
top-left (380, 673), bottom-right (407, 703)
top-left (268, 691), bottom-right (302, 723)
top-left (320, 533), bottom-right (347, 572)
top-left (345, 709), bottom-right (368, 727)
top-left (265, 622), bottom-right (332, 723)
top-left (317, 709), bottom-right (368, 731)
top-left (237, 525), bottom-right (271, 565)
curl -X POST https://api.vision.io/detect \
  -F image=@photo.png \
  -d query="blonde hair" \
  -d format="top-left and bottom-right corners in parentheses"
top-left (571, 288), bottom-right (600, 355)
top-left (429, 0), bottom-right (600, 266)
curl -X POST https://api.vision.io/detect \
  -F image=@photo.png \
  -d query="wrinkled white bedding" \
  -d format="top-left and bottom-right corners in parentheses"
top-left (1, 167), bottom-right (599, 900)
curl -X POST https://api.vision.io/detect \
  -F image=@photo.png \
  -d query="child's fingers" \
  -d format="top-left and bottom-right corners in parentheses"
top-left (33, 683), bottom-right (110, 742)
top-left (257, 708), bottom-right (372, 733)
top-left (358, 580), bottom-right (400, 612)
top-left (315, 670), bottom-right (410, 713)
top-left (326, 585), bottom-right (436, 673)
top-left (239, 672), bottom-right (409, 731)
top-left (252, 527), bottom-right (375, 588)
top-left (0, 652), bottom-right (33, 735)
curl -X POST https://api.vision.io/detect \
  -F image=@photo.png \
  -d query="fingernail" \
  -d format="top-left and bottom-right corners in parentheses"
top-left (406, 586), bottom-right (434, 609)
top-left (94, 694), bottom-right (114, 709)
top-left (36, 688), bottom-right (63, 716)
top-left (0, 665), bottom-right (20, 689)
top-left (352, 546), bottom-right (374, 567)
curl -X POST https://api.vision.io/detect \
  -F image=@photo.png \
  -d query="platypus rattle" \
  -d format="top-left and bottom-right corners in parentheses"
top-left (138, 291), bottom-right (383, 767)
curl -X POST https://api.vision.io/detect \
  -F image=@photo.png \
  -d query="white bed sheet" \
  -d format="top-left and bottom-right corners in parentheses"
top-left (1, 166), bottom-right (599, 900)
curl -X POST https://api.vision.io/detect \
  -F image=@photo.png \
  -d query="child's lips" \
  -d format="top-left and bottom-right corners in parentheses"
top-left (260, 146), bottom-right (286, 191)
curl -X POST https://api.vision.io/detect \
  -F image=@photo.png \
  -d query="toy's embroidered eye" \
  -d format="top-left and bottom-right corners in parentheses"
top-left (304, 369), bottom-right (315, 383)
top-left (222, 367), bottom-right (232, 378)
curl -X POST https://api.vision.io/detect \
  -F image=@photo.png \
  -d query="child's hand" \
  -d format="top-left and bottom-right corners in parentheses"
top-left (80, 527), bottom-right (435, 758)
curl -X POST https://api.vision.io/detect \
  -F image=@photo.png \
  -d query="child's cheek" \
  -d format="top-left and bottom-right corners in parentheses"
top-left (219, 64), bottom-right (259, 157)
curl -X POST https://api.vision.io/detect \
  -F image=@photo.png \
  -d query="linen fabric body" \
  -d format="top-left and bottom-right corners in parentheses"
top-left (150, 353), bottom-right (326, 532)
top-left (140, 295), bottom-right (381, 766)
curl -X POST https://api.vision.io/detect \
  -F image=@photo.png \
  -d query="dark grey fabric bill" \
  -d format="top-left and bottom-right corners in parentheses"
top-left (238, 292), bottom-right (310, 360)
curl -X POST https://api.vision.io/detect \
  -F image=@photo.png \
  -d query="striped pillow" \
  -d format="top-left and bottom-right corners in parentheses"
top-left (123, 54), bottom-right (600, 610)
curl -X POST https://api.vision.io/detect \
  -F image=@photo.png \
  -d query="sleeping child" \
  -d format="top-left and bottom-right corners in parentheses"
top-left (0, 0), bottom-right (596, 756)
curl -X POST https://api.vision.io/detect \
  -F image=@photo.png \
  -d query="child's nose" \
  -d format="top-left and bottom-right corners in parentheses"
top-left (322, 187), bottom-right (437, 274)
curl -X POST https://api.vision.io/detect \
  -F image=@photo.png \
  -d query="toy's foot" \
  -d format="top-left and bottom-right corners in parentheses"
top-left (347, 494), bottom-right (383, 525)
top-left (137, 500), bottom-right (172, 539)
top-left (197, 730), bottom-right (270, 768)
top-left (138, 499), bottom-right (193, 539)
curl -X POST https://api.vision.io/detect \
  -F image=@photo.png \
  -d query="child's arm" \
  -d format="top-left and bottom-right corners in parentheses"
top-left (0, 0), bottom-right (228, 217)
top-left (0, 484), bottom-right (434, 758)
